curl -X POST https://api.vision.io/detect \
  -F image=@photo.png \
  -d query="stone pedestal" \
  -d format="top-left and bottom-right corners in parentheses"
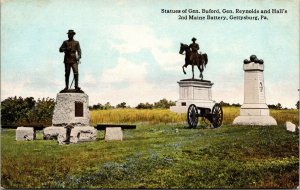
top-left (170, 79), bottom-right (216, 113)
top-left (233, 59), bottom-right (277, 125)
top-left (44, 92), bottom-right (97, 144)
top-left (105, 127), bottom-right (123, 141)
top-left (16, 127), bottom-right (36, 141)
top-left (52, 93), bottom-right (90, 126)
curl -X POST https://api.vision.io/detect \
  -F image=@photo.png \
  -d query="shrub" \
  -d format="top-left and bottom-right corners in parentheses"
top-left (1, 96), bottom-right (55, 126)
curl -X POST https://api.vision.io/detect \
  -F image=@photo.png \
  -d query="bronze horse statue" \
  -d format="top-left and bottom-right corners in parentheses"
top-left (179, 43), bottom-right (208, 80)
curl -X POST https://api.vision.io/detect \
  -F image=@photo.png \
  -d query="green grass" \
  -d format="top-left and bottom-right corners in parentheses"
top-left (1, 121), bottom-right (299, 188)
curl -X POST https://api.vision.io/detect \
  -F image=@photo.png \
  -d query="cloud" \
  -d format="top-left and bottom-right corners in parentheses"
top-left (100, 57), bottom-right (148, 84)
top-left (93, 57), bottom-right (177, 106)
top-left (110, 24), bottom-right (181, 71)
top-left (151, 48), bottom-right (182, 71)
top-left (111, 25), bottom-right (170, 53)
top-left (266, 81), bottom-right (298, 109)
top-left (1, 78), bottom-right (31, 99)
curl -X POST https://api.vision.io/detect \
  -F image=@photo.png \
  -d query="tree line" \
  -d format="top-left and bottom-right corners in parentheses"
top-left (89, 98), bottom-right (176, 110)
top-left (1, 96), bottom-right (298, 126)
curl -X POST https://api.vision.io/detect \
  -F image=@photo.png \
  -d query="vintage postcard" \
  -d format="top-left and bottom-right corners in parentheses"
top-left (1, 0), bottom-right (299, 189)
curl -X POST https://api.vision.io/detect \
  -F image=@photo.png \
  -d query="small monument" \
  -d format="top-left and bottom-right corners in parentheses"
top-left (233, 55), bottom-right (277, 126)
top-left (44, 30), bottom-right (97, 144)
top-left (170, 38), bottom-right (216, 113)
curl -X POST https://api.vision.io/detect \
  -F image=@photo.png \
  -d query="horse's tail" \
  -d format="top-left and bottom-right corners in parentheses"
top-left (202, 53), bottom-right (208, 67)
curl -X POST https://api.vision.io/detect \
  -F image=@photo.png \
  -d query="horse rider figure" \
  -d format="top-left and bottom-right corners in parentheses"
top-left (59, 29), bottom-right (82, 91)
top-left (189, 37), bottom-right (200, 65)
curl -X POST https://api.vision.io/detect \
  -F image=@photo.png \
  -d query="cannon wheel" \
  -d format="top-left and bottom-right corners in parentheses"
top-left (187, 104), bottom-right (198, 128)
top-left (211, 103), bottom-right (223, 128)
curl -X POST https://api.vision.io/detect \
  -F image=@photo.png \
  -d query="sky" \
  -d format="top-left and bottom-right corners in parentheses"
top-left (1, 0), bottom-right (299, 108)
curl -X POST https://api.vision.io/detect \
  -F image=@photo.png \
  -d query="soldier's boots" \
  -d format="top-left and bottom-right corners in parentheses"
top-left (75, 74), bottom-right (81, 91)
top-left (64, 77), bottom-right (69, 91)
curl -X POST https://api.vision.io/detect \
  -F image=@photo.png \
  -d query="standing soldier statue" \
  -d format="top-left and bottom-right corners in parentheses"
top-left (59, 29), bottom-right (82, 92)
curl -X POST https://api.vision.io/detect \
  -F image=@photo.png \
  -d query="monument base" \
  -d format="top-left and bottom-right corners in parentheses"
top-left (170, 79), bottom-right (215, 113)
top-left (52, 93), bottom-right (90, 127)
top-left (233, 115), bottom-right (277, 126)
top-left (43, 126), bottom-right (97, 144)
top-left (233, 103), bottom-right (277, 126)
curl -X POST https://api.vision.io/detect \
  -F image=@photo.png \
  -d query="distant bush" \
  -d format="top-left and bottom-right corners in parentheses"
top-left (89, 102), bottom-right (115, 110)
top-left (153, 98), bottom-right (175, 109)
top-left (136, 102), bottom-right (153, 109)
top-left (268, 103), bottom-right (283, 110)
top-left (136, 99), bottom-right (176, 109)
top-left (1, 96), bottom-right (55, 126)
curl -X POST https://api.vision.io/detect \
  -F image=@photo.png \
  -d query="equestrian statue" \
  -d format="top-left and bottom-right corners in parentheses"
top-left (179, 37), bottom-right (208, 80)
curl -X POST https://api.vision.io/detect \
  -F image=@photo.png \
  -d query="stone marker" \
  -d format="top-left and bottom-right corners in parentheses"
top-left (43, 126), bottom-right (67, 140)
top-left (52, 93), bottom-right (90, 127)
top-left (44, 92), bottom-right (97, 144)
top-left (105, 127), bottom-right (123, 141)
top-left (233, 55), bottom-right (277, 126)
top-left (285, 121), bottom-right (297, 132)
top-left (69, 126), bottom-right (97, 143)
top-left (16, 127), bottom-right (35, 141)
top-left (170, 79), bottom-right (216, 113)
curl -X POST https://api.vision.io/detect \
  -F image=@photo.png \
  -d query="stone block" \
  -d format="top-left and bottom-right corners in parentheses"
top-left (233, 115), bottom-right (277, 126)
top-left (105, 127), bottom-right (123, 141)
top-left (43, 126), bottom-right (67, 143)
top-left (286, 121), bottom-right (296, 132)
top-left (16, 127), bottom-right (35, 141)
top-left (44, 126), bottom-right (97, 144)
top-left (52, 93), bottom-right (90, 127)
top-left (69, 126), bottom-right (97, 143)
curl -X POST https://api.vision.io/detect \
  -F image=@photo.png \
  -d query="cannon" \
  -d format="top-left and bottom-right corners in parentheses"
top-left (187, 103), bottom-right (223, 128)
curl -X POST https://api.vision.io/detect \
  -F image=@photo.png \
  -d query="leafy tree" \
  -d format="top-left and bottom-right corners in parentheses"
top-left (116, 102), bottom-right (127, 108)
top-left (1, 96), bottom-right (55, 126)
top-left (34, 98), bottom-right (55, 124)
top-left (153, 98), bottom-right (175, 109)
top-left (268, 104), bottom-right (277, 109)
top-left (90, 103), bottom-right (104, 110)
top-left (268, 103), bottom-right (283, 110)
top-left (276, 103), bottom-right (282, 110)
top-left (136, 102), bottom-right (153, 109)
top-left (1, 96), bottom-right (35, 125)
top-left (104, 102), bottom-right (114, 110)
top-left (296, 101), bottom-right (299, 109)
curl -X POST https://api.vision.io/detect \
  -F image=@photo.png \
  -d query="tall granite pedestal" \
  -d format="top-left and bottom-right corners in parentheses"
top-left (44, 92), bottom-right (97, 144)
top-left (170, 79), bottom-right (216, 113)
top-left (233, 59), bottom-right (277, 126)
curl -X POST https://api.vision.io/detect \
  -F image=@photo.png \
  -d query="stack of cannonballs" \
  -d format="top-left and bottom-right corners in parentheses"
top-left (244, 55), bottom-right (264, 64)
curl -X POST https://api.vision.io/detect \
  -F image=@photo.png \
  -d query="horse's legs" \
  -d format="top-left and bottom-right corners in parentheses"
top-left (196, 63), bottom-right (201, 78)
top-left (199, 64), bottom-right (203, 80)
top-left (192, 62), bottom-right (195, 79)
top-left (182, 65), bottom-right (186, 74)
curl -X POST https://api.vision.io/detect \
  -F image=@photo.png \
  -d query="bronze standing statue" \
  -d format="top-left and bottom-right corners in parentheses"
top-left (179, 37), bottom-right (208, 80)
top-left (59, 29), bottom-right (82, 92)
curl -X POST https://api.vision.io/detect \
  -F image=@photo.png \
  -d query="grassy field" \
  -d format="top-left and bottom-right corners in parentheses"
top-left (1, 108), bottom-right (299, 188)
top-left (90, 107), bottom-right (299, 126)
